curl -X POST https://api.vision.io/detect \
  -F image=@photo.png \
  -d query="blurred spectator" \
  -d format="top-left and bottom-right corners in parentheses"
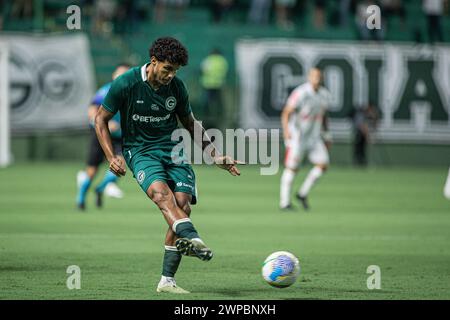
top-left (349, 103), bottom-right (379, 167)
top-left (154, 0), bottom-right (167, 24)
top-left (377, 0), bottom-right (407, 39)
top-left (248, 0), bottom-right (272, 25)
top-left (154, 0), bottom-right (190, 24)
top-left (313, 0), bottom-right (326, 29)
top-left (115, 0), bottom-right (138, 33)
top-left (380, 0), bottom-right (406, 27)
top-left (275, 0), bottom-right (297, 30)
top-left (422, 0), bottom-right (446, 43)
top-left (200, 48), bottom-right (229, 129)
top-left (172, 0), bottom-right (190, 21)
top-left (92, 0), bottom-right (117, 35)
top-left (210, 0), bottom-right (234, 23)
top-left (355, 0), bottom-right (385, 41)
top-left (11, 0), bottom-right (33, 19)
top-left (339, 0), bottom-right (353, 26)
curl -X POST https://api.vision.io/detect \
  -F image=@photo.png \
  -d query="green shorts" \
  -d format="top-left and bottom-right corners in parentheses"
top-left (124, 147), bottom-right (197, 204)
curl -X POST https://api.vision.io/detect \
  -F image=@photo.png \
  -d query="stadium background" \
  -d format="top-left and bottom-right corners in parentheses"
top-left (1, 0), bottom-right (450, 300)
top-left (2, 0), bottom-right (449, 166)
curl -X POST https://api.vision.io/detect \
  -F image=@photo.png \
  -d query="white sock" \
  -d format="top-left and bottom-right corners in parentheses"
top-left (444, 167), bottom-right (450, 200)
top-left (159, 275), bottom-right (175, 285)
top-left (299, 166), bottom-right (323, 197)
top-left (280, 169), bottom-right (296, 208)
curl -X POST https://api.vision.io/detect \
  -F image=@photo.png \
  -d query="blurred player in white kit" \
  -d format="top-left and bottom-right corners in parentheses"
top-left (444, 167), bottom-right (450, 200)
top-left (280, 68), bottom-right (332, 211)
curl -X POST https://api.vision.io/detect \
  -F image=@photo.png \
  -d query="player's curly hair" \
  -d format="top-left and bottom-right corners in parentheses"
top-left (149, 37), bottom-right (189, 66)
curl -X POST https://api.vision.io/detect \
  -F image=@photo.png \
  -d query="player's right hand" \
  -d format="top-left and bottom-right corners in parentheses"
top-left (109, 155), bottom-right (126, 177)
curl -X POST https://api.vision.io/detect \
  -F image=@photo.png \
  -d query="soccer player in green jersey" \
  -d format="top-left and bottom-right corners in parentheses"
top-left (95, 37), bottom-right (241, 294)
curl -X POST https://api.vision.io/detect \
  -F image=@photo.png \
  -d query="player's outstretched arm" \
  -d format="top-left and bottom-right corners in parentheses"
top-left (178, 112), bottom-right (243, 176)
top-left (95, 106), bottom-right (126, 177)
top-left (281, 104), bottom-right (295, 141)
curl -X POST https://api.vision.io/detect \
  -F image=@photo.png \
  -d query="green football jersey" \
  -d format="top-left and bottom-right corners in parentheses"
top-left (102, 63), bottom-right (192, 152)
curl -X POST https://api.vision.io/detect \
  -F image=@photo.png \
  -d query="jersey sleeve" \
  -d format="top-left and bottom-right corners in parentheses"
top-left (102, 78), bottom-right (127, 115)
top-left (175, 79), bottom-right (192, 117)
top-left (286, 87), bottom-right (306, 110)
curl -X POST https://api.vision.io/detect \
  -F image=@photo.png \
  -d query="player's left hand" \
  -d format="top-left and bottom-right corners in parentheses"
top-left (214, 155), bottom-right (244, 176)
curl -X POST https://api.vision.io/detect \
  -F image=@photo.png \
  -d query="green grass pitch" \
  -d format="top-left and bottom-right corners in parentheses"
top-left (0, 163), bottom-right (449, 300)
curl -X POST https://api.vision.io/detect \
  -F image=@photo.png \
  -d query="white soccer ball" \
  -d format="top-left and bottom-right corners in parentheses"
top-left (262, 251), bottom-right (300, 288)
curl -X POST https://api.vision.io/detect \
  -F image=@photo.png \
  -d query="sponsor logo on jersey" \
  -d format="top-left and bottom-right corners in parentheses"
top-left (137, 170), bottom-right (145, 184)
top-left (132, 113), bottom-right (170, 123)
top-left (151, 104), bottom-right (159, 111)
top-left (136, 100), bottom-right (144, 104)
top-left (165, 96), bottom-right (177, 111)
top-left (176, 181), bottom-right (194, 190)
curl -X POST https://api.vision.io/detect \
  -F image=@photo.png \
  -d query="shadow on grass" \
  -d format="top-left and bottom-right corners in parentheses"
top-left (194, 285), bottom-right (396, 300)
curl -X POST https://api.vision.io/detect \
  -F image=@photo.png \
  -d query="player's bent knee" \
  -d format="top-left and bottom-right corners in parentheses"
top-left (148, 185), bottom-right (175, 209)
top-left (285, 167), bottom-right (298, 173)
